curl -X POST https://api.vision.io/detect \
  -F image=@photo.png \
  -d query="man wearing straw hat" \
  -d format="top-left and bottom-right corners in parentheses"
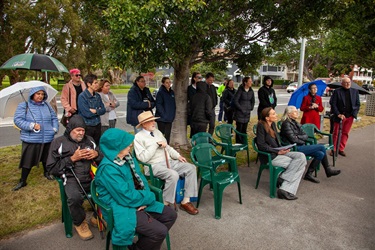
top-left (134, 111), bottom-right (199, 215)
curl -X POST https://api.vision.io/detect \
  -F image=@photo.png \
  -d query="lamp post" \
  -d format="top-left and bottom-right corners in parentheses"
top-left (297, 38), bottom-right (306, 87)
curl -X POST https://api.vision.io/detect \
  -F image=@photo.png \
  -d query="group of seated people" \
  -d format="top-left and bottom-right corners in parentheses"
top-left (256, 107), bottom-right (341, 200)
top-left (45, 104), bottom-right (341, 249)
top-left (46, 111), bottom-right (198, 249)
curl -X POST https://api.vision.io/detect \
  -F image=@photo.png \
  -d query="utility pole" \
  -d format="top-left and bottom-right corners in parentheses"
top-left (297, 38), bottom-right (306, 87)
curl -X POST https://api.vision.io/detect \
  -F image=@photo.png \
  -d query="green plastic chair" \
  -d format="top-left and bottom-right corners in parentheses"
top-left (214, 124), bottom-right (250, 167)
top-left (56, 177), bottom-right (74, 238)
top-left (56, 177), bottom-right (94, 238)
top-left (301, 123), bottom-right (335, 166)
top-left (190, 143), bottom-right (242, 219)
top-left (90, 179), bottom-right (171, 250)
top-left (132, 149), bottom-right (165, 189)
top-left (252, 138), bottom-right (286, 198)
top-left (191, 132), bottom-right (230, 177)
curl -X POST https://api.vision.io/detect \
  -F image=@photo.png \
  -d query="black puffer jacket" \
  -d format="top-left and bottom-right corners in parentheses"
top-left (280, 118), bottom-right (308, 146)
top-left (46, 115), bottom-right (102, 183)
top-left (256, 122), bottom-right (280, 164)
top-left (191, 81), bottom-right (212, 123)
top-left (233, 85), bottom-right (255, 123)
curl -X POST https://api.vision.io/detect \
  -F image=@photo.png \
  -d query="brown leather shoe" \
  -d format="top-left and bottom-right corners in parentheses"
top-left (339, 151), bottom-right (346, 157)
top-left (179, 202), bottom-right (199, 215)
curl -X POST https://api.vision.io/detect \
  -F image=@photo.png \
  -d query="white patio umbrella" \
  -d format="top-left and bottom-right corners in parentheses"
top-left (0, 80), bottom-right (57, 118)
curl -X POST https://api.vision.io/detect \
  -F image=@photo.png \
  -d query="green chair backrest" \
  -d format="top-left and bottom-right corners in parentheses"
top-left (301, 124), bottom-right (318, 144)
top-left (191, 143), bottom-right (235, 173)
top-left (191, 132), bottom-right (214, 147)
top-left (215, 124), bottom-right (235, 145)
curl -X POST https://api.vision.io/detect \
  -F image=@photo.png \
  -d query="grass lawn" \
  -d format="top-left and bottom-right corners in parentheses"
top-left (0, 105), bottom-right (374, 239)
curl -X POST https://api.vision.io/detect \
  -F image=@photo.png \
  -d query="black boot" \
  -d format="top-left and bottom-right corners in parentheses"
top-left (13, 179), bottom-right (27, 191)
top-left (322, 155), bottom-right (341, 177)
top-left (304, 159), bottom-right (320, 183)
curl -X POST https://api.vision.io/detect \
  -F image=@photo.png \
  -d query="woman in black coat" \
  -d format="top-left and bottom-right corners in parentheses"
top-left (222, 79), bottom-right (236, 124)
top-left (257, 76), bottom-right (277, 120)
top-left (155, 77), bottom-right (176, 144)
top-left (233, 77), bottom-right (255, 143)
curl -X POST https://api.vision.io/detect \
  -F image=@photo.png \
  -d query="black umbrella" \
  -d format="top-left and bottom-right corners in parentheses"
top-left (328, 82), bottom-right (371, 95)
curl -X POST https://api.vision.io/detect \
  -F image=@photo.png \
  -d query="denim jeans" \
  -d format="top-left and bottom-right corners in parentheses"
top-left (296, 144), bottom-right (326, 160)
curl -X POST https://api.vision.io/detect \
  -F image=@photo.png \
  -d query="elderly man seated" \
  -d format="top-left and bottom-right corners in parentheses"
top-left (134, 111), bottom-right (199, 215)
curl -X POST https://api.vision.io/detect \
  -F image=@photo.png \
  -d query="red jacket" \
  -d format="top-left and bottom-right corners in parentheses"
top-left (300, 94), bottom-right (324, 128)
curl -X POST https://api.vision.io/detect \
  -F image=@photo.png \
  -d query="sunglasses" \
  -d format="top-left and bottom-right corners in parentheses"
top-left (197, 76), bottom-right (203, 79)
top-left (75, 74), bottom-right (82, 77)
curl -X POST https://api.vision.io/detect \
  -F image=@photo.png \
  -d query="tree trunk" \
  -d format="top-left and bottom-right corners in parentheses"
top-left (170, 59), bottom-right (190, 148)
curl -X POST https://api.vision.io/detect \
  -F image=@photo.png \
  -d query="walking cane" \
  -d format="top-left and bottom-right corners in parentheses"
top-left (335, 120), bottom-right (343, 158)
top-left (67, 166), bottom-right (107, 231)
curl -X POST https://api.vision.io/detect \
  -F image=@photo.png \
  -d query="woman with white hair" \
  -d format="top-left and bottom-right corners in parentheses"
top-left (280, 106), bottom-right (341, 183)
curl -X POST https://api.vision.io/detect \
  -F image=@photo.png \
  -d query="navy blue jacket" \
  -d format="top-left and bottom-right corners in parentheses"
top-left (78, 90), bottom-right (105, 126)
top-left (126, 83), bottom-right (155, 126)
top-left (155, 85), bottom-right (176, 123)
top-left (329, 87), bottom-right (360, 122)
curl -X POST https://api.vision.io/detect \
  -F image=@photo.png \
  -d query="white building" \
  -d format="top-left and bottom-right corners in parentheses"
top-left (352, 65), bottom-right (373, 84)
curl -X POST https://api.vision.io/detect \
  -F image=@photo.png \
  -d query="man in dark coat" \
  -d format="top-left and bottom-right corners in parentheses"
top-left (190, 81), bottom-right (213, 137)
top-left (205, 72), bottom-right (217, 135)
top-left (329, 77), bottom-right (360, 156)
top-left (46, 115), bottom-right (102, 241)
top-left (126, 76), bottom-right (155, 133)
top-left (257, 76), bottom-right (277, 120)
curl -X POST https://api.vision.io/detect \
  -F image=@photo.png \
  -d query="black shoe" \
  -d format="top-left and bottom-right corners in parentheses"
top-left (304, 173), bottom-right (320, 183)
top-left (13, 180), bottom-right (27, 191)
top-left (277, 189), bottom-right (298, 200)
top-left (44, 172), bottom-right (54, 181)
top-left (326, 167), bottom-right (341, 178)
top-left (276, 177), bottom-right (283, 188)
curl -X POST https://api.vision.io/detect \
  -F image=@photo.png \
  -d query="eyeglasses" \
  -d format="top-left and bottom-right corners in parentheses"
top-left (197, 76), bottom-right (202, 79)
top-left (75, 74), bottom-right (81, 77)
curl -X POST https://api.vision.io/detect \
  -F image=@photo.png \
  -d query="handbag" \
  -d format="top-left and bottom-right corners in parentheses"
top-left (60, 112), bottom-right (69, 127)
top-left (175, 177), bottom-right (198, 204)
top-left (60, 86), bottom-right (71, 127)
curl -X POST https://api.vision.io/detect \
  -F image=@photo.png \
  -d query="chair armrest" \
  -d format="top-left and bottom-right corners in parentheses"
top-left (149, 185), bottom-right (163, 202)
top-left (317, 131), bottom-right (333, 145)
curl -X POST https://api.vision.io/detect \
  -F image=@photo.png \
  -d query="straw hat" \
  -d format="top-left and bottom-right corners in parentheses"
top-left (136, 111), bottom-right (159, 129)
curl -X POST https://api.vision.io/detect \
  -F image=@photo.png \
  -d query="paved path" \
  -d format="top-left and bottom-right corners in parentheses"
top-left (1, 125), bottom-right (374, 250)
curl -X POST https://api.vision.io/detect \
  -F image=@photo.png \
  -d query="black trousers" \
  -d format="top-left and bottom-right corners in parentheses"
top-left (235, 121), bottom-right (248, 144)
top-left (208, 109), bottom-right (216, 135)
top-left (224, 108), bottom-right (235, 124)
top-left (64, 178), bottom-right (91, 226)
top-left (157, 121), bottom-right (172, 144)
top-left (190, 122), bottom-right (208, 138)
top-left (85, 123), bottom-right (102, 145)
top-left (134, 206), bottom-right (177, 250)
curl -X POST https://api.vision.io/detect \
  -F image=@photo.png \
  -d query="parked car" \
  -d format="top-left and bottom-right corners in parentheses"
top-left (323, 86), bottom-right (334, 96)
top-left (286, 83), bottom-right (298, 93)
top-left (362, 84), bottom-right (374, 91)
top-left (152, 88), bottom-right (159, 98)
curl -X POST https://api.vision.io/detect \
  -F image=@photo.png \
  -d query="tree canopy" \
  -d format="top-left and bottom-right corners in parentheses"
top-left (97, 0), bottom-right (337, 145)
top-left (0, 0), bottom-right (108, 84)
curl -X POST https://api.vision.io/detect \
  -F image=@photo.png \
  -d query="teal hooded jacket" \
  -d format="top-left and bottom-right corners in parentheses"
top-left (95, 128), bottom-right (164, 246)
